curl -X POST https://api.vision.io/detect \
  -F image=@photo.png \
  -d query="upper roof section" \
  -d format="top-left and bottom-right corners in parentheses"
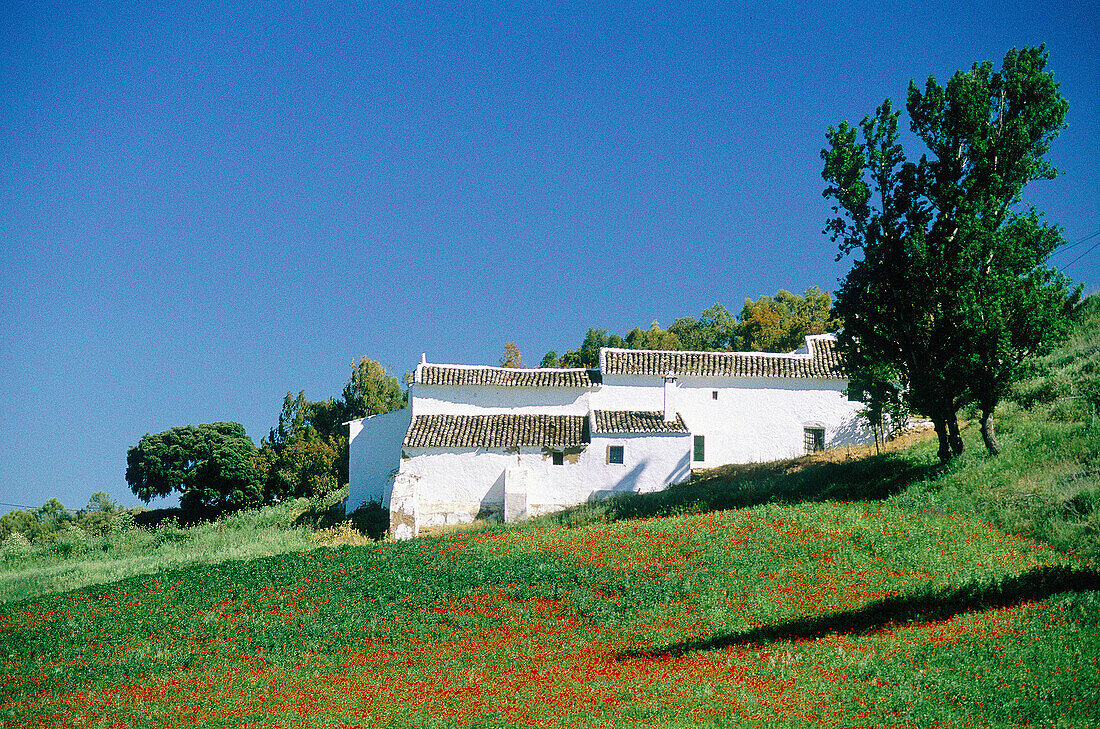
top-left (591, 410), bottom-right (690, 435)
top-left (403, 413), bottom-right (588, 449)
top-left (415, 363), bottom-right (602, 388)
top-left (600, 334), bottom-right (844, 380)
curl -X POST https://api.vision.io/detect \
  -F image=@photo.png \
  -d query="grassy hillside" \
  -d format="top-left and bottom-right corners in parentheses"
top-left (1, 299), bottom-right (1097, 727)
top-left (0, 492), bottom-right (359, 604)
top-left (3, 500), bottom-right (1097, 727)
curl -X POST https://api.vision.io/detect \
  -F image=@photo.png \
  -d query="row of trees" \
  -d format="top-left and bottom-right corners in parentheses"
top-left (824, 46), bottom-right (1078, 462)
top-left (125, 357), bottom-right (406, 516)
top-left (538, 287), bottom-right (840, 368)
top-left (0, 493), bottom-right (130, 543)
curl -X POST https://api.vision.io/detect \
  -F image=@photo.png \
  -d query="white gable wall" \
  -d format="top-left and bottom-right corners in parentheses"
top-left (347, 408), bottom-right (412, 512)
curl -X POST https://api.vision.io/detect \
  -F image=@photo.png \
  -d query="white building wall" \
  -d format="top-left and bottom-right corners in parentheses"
top-left (411, 383), bottom-right (592, 415)
top-left (401, 431), bottom-right (691, 528)
top-left (346, 408), bottom-right (412, 512)
top-left (593, 374), bottom-right (871, 466)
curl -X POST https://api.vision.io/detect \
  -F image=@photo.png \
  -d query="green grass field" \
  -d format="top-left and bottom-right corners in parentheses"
top-left (3, 455), bottom-right (1099, 727)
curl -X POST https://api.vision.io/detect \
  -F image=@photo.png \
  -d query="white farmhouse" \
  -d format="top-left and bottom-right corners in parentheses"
top-left (348, 334), bottom-right (871, 538)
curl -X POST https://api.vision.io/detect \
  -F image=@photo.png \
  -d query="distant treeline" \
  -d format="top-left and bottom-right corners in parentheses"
top-left (0, 493), bottom-right (137, 545)
top-left (538, 286), bottom-right (839, 368)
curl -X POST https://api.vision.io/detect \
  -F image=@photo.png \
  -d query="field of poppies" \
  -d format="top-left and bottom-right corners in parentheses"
top-left (3, 500), bottom-right (1098, 728)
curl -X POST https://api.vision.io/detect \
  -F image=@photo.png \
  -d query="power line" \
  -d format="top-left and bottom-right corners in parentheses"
top-left (1052, 229), bottom-right (1100, 256)
top-left (0, 501), bottom-right (37, 510)
top-left (1059, 236), bottom-right (1100, 272)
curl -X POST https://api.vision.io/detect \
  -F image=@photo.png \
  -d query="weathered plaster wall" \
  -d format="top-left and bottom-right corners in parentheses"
top-left (593, 375), bottom-right (871, 466)
top-left (401, 431), bottom-right (691, 529)
top-left (347, 408), bottom-right (412, 512)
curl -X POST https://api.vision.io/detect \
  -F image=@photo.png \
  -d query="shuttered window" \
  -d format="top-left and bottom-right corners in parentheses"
top-left (693, 435), bottom-right (705, 462)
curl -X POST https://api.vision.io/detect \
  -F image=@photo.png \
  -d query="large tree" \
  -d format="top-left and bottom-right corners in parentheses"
top-left (126, 422), bottom-right (263, 515)
top-left (822, 46), bottom-right (1077, 461)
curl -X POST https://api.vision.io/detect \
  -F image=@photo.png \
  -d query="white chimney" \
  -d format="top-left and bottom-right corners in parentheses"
top-left (663, 372), bottom-right (677, 423)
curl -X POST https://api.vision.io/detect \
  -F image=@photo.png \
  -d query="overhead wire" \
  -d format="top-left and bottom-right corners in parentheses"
top-left (1054, 229), bottom-right (1100, 254)
top-left (1058, 236), bottom-right (1100, 272)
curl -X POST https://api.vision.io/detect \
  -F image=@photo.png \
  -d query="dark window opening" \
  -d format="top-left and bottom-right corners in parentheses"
top-left (804, 427), bottom-right (825, 453)
top-left (693, 435), bottom-right (705, 462)
top-left (552, 451), bottom-right (564, 466)
top-left (712, 391), bottom-right (718, 400)
top-left (608, 445), bottom-right (624, 464)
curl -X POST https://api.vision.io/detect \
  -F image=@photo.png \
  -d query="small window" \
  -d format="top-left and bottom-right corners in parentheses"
top-left (608, 445), bottom-right (624, 464)
top-left (712, 390), bottom-right (718, 400)
top-left (804, 427), bottom-right (825, 453)
top-left (693, 435), bottom-right (705, 462)
top-left (552, 451), bottom-right (564, 466)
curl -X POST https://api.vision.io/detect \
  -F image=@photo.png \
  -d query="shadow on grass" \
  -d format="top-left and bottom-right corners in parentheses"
top-left (547, 451), bottom-right (938, 526)
top-left (624, 564), bottom-right (1100, 658)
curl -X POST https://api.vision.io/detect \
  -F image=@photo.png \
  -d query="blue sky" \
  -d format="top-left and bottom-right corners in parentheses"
top-left (2, 1), bottom-right (1098, 512)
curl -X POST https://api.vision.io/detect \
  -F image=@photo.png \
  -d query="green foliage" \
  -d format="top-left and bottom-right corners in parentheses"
top-left (737, 286), bottom-right (839, 352)
top-left (624, 321), bottom-right (683, 350)
top-left (553, 328), bottom-right (626, 368)
top-left (255, 357), bottom-right (406, 501)
top-left (338, 355), bottom-right (407, 422)
top-left (0, 497), bottom-right (123, 544)
top-left (823, 45), bottom-right (1077, 461)
top-left (669, 303), bottom-right (739, 351)
top-left (255, 391), bottom-right (342, 501)
top-left (126, 422), bottom-right (263, 516)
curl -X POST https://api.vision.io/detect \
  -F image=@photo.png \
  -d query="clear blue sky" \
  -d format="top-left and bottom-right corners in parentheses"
top-left (2, 1), bottom-right (1098, 512)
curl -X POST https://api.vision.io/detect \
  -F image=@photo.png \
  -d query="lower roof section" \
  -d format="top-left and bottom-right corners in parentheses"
top-left (592, 410), bottom-right (689, 434)
top-left (403, 413), bottom-right (589, 449)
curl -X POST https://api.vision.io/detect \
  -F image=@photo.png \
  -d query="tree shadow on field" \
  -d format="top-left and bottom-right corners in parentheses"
top-left (548, 451), bottom-right (938, 526)
top-left (622, 565), bottom-right (1100, 659)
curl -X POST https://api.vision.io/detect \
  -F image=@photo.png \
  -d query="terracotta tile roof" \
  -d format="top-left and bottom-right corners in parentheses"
top-left (403, 414), bottom-right (589, 449)
top-left (591, 410), bottom-right (690, 434)
top-left (417, 365), bottom-right (602, 387)
top-left (600, 336), bottom-right (845, 379)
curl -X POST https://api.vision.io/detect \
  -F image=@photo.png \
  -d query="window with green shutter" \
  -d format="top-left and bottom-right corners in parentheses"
top-left (693, 435), bottom-right (705, 462)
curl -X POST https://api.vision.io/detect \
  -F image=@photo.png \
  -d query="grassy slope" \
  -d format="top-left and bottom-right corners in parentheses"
top-left (1, 301), bottom-right (1098, 727)
top-left (0, 498), bottom-right (323, 604)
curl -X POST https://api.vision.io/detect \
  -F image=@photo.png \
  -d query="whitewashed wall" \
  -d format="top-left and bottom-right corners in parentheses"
top-left (411, 383), bottom-right (592, 415)
top-left (347, 408), bottom-right (412, 512)
top-left (401, 430), bottom-right (692, 528)
top-left (593, 375), bottom-right (871, 466)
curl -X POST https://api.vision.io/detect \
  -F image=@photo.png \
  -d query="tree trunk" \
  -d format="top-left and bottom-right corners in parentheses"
top-left (947, 417), bottom-right (965, 457)
top-left (980, 407), bottom-right (1001, 455)
top-left (933, 417), bottom-right (952, 464)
